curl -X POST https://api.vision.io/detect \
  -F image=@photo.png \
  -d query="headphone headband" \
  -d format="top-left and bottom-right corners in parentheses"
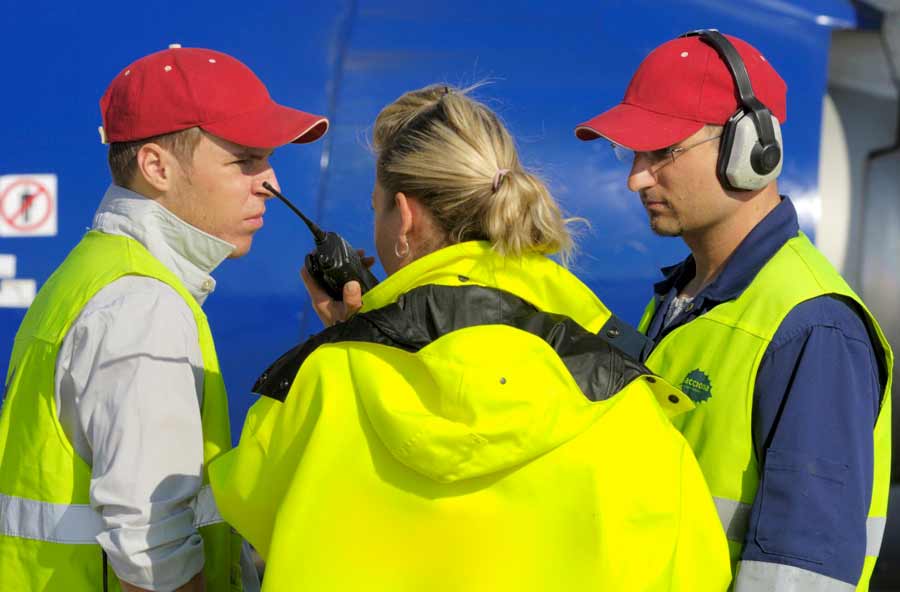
top-left (679, 29), bottom-right (778, 149)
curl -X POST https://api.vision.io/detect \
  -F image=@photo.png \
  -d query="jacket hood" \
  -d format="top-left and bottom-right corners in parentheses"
top-left (352, 243), bottom-right (615, 482)
top-left (350, 318), bottom-right (612, 483)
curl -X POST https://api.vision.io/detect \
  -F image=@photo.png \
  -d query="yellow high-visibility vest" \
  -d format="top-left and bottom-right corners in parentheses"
top-left (0, 230), bottom-right (243, 591)
top-left (638, 232), bottom-right (892, 590)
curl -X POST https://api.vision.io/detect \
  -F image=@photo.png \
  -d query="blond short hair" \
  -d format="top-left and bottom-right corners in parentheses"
top-left (372, 84), bottom-right (578, 264)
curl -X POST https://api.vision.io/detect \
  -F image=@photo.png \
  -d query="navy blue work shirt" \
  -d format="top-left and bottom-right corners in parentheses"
top-left (643, 197), bottom-right (884, 585)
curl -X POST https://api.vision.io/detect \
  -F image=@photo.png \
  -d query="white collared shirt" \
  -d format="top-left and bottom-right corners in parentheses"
top-left (54, 185), bottom-right (258, 591)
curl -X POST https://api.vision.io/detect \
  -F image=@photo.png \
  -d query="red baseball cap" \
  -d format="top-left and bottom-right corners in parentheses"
top-left (100, 44), bottom-right (328, 148)
top-left (575, 34), bottom-right (787, 151)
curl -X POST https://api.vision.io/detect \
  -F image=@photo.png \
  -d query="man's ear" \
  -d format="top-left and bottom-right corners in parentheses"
top-left (135, 143), bottom-right (175, 192)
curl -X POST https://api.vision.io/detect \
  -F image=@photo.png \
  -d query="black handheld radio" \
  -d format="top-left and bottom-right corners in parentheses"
top-left (263, 182), bottom-right (379, 301)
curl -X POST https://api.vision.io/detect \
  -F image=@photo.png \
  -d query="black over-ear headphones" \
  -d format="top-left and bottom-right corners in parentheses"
top-left (679, 29), bottom-right (783, 191)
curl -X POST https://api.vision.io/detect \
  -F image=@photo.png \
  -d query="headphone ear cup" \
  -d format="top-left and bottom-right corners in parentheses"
top-left (721, 112), bottom-right (783, 191)
top-left (717, 110), bottom-right (742, 190)
top-left (752, 129), bottom-right (782, 175)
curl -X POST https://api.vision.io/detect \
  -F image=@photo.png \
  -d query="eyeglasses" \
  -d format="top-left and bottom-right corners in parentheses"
top-left (611, 134), bottom-right (722, 174)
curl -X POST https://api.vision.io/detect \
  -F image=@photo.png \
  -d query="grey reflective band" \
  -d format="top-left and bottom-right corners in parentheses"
top-left (735, 560), bottom-right (855, 592)
top-left (867, 515), bottom-right (887, 557)
top-left (0, 490), bottom-right (104, 544)
top-left (0, 485), bottom-right (223, 544)
top-left (713, 496), bottom-right (752, 543)
top-left (715, 496), bottom-right (886, 558)
top-left (191, 483), bottom-right (223, 528)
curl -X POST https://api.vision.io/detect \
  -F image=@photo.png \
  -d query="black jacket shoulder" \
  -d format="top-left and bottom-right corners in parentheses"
top-left (254, 285), bottom-right (651, 403)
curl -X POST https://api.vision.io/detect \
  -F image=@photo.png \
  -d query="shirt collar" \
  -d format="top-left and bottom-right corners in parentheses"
top-left (652, 196), bottom-right (800, 303)
top-left (92, 185), bottom-right (235, 304)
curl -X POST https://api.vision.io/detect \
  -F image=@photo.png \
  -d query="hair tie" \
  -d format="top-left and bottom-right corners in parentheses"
top-left (492, 169), bottom-right (510, 193)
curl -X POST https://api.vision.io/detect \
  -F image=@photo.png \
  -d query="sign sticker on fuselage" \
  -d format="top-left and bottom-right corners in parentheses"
top-left (0, 254), bottom-right (35, 308)
top-left (0, 174), bottom-right (58, 237)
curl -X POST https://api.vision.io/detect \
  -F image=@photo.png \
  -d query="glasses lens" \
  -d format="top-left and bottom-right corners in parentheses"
top-left (611, 143), bottom-right (633, 164)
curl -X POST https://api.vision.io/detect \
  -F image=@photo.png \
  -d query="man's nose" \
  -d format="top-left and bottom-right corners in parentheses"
top-left (627, 154), bottom-right (657, 193)
top-left (256, 170), bottom-right (279, 198)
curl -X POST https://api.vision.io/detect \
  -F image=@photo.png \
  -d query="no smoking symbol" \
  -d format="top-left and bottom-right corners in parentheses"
top-left (0, 178), bottom-right (54, 233)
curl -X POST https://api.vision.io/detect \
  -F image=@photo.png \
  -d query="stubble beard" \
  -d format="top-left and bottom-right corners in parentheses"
top-left (648, 212), bottom-right (683, 237)
top-left (640, 190), bottom-right (683, 237)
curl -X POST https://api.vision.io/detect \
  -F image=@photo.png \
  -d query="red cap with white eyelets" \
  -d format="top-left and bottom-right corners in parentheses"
top-left (574, 34), bottom-right (786, 151)
top-left (99, 44), bottom-right (328, 148)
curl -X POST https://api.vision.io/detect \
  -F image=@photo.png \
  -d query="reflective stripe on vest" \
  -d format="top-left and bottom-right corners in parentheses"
top-left (713, 497), bottom-right (752, 543)
top-left (0, 485), bottom-right (223, 544)
top-left (735, 560), bottom-right (856, 592)
top-left (714, 496), bottom-right (886, 557)
top-left (866, 516), bottom-right (886, 558)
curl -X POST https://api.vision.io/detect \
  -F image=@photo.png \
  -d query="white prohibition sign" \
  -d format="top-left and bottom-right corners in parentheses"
top-left (0, 174), bottom-right (58, 237)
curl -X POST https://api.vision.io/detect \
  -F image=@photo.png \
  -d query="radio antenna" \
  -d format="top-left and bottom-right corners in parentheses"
top-left (263, 181), bottom-right (326, 242)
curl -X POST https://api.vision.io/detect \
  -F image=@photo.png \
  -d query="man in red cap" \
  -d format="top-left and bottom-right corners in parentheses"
top-left (0, 45), bottom-right (328, 591)
top-left (576, 30), bottom-right (891, 590)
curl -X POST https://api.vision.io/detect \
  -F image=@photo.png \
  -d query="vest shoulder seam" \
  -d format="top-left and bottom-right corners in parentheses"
top-left (690, 313), bottom-right (772, 342)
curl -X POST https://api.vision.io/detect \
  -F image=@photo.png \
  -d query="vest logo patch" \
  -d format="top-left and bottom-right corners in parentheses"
top-left (681, 369), bottom-right (713, 403)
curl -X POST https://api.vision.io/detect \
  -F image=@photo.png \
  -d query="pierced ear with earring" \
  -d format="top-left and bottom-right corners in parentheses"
top-left (394, 235), bottom-right (410, 259)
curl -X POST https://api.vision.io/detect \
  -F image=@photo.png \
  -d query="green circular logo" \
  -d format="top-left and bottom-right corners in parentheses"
top-left (681, 369), bottom-right (713, 403)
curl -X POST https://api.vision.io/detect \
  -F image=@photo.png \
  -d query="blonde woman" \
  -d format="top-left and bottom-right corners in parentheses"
top-left (210, 85), bottom-right (731, 591)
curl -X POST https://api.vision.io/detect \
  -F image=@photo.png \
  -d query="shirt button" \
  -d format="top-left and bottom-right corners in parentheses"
top-left (201, 279), bottom-right (213, 292)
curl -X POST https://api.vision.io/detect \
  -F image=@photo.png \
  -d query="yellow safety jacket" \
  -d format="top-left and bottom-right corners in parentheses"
top-left (211, 241), bottom-right (731, 592)
top-left (638, 232), bottom-right (892, 590)
top-left (0, 231), bottom-right (243, 591)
